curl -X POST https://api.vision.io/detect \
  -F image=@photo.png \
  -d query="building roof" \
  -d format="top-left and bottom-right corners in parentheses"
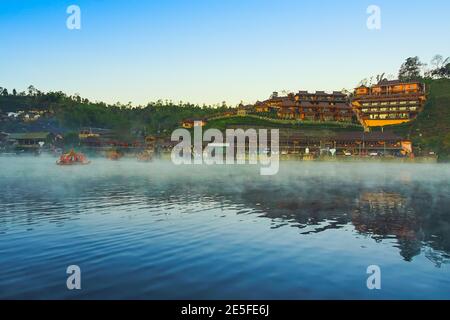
top-left (317, 102), bottom-right (332, 108)
top-left (281, 100), bottom-right (297, 107)
top-left (8, 132), bottom-right (52, 140)
top-left (182, 118), bottom-right (207, 122)
top-left (334, 103), bottom-right (352, 109)
top-left (376, 79), bottom-right (421, 86)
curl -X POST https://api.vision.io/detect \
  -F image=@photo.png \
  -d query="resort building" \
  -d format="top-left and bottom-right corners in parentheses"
top-left (276, 130), bottom-right (412, 157)
top-left (8, 132), bottom-right (55, 150)
top-left (181, 119), bottom-right (207, 129)
top-left (79, 127), bottom-right (115, 140)
top-left (237, 104), bottom-right (251, 116)
top-left (352, 80), bottom-right (427, 127)
top-left (254, 90), bottom-right (354, 122)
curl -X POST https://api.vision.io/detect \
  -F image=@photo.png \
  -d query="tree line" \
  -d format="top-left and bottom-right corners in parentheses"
top-left (359, 54), bottom-right (450, 87)
top-left (0, 86), bottom-right (232, 136)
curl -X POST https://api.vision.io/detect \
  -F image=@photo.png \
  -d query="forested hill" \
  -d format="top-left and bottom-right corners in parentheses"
top-left (0, 88), bottom-right (231, 135)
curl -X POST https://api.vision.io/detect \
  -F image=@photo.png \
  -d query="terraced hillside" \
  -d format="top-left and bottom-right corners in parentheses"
top-left (386, 79), bottom-right (450, 160)
top-left (205, 115), bottom-right (363, 132)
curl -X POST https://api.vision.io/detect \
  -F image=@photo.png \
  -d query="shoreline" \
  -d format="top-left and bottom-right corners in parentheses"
top-left (0, 151), bottom-right (439, 163)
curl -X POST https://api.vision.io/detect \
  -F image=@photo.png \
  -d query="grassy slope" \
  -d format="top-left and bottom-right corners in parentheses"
top-left (205, 115), bottom-right (363, 132)
top-left (384, 79), bottom-right (450, 159)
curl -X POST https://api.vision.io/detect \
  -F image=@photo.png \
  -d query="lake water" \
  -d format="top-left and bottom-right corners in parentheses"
top-left (1, 156), bottom-right (450, 299)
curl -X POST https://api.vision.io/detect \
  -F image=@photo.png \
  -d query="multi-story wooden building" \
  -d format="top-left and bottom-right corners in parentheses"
top-left (352, 80), bottom-right (427, 127)
top-left (254, 90), bottom-right (354, 122)
top-left (181, 119), bottom-right (207, 129)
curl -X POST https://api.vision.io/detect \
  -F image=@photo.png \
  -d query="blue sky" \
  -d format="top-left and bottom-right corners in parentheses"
top-left (1, 0), bottom-right (449, 106)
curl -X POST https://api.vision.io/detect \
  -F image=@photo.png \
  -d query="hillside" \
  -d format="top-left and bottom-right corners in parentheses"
top-left (205, 115), bottom-right (363, 132)
top-left (0, 91), bottom-right (230, 135)
top-left (384, 79), bottom-right (450, 159)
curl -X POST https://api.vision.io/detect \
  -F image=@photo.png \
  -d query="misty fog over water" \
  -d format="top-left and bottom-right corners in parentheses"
top-left (1, 156), bottom-right (450, 299)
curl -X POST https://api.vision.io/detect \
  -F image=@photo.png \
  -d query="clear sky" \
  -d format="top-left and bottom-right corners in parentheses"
top-left (1, 0), bottom-right (449, 106)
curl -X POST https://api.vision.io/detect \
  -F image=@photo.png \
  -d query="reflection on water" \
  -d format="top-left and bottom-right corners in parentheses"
top-left (1, 157), bottom-right (450, 299)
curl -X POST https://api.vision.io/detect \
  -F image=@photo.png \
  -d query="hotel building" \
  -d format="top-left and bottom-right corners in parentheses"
top-left (352, 80), bottom-right (427, 127)
top-left (254, 90), bottom-right (354, 122)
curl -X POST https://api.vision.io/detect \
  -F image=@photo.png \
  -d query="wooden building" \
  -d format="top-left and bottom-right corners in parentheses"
top-left (254, 90), bottom-right (354, 122)
top-left (276, 130), bottom-right (411, 156)
top-left (181, 119), bottom-right (207, 129)
top-left (79, 127), bottom-right (115, 140)
top-left (352, 80), bottom-right (427, 127)
top-left (8, 132), bottom-right (55, 150)
top-left (237, 104), bottom-right (251, 116)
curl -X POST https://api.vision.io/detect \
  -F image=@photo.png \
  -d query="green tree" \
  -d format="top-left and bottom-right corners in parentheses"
top-left (398, 56), bottom-right (424, 81)
top-left (428, 55), bottom-right (450, 79)
top-left (27, 85), bottom-right (37, 96)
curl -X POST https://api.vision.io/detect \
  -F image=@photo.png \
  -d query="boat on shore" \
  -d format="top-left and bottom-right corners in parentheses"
top-left (56, 150), bottom-right (90, 165)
